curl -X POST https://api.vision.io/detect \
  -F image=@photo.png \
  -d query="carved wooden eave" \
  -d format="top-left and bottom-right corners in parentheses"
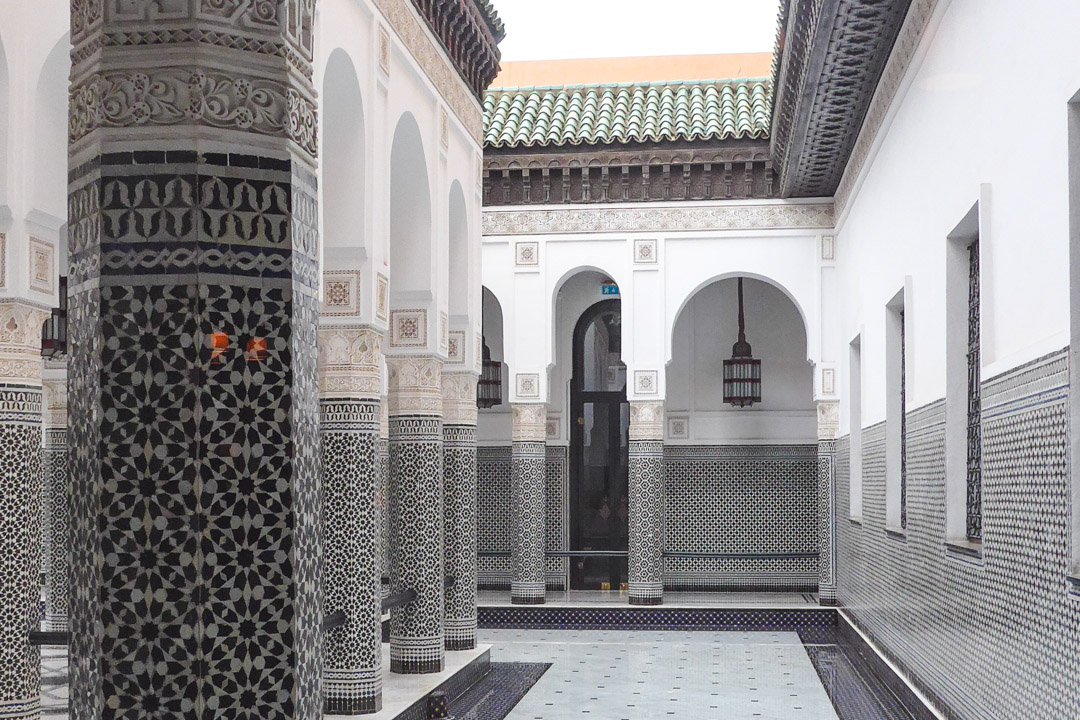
top-left (483, 139), bottom-right (775, 206)
top-left (770, 0), bottom-right (913, 198)
top-left (411, 0), bottom-right (505, 100)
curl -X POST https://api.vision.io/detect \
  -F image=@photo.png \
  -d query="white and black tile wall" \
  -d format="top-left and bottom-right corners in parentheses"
top-left (444, 424), bottom-right (478, 649)
top-left (664, 445), bottom-right (820, 592)
top-left (68, 154), bottom-right (325, 719)
top-left (836, 349), bottom-right (1078, 720)
top-left (0, 389), bottom-right (43, 719)
top-left (321, 399), bottom-right (382, 713)
top-left (43, 427), bottom-right (69, 632)
top-left (478, 447), bottom-right (568, 590)
top-left (479, 445), bottom-right (817, 592)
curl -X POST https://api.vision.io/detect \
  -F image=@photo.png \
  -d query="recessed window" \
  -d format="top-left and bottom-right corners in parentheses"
top-left (849, 334), bottom-right (863, 520)
top-left (1069, 92), bottom-right (1080, 576)
top-left (885, 288), bottom-right (906, 533)
top-left (965, 236), bottom-right (982, 541)
top-left (946, 200), bottom-right (983, 549)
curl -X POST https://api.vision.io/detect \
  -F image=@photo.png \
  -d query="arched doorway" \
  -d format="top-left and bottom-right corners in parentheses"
top-left (569, 298), bottom-right (629, 590)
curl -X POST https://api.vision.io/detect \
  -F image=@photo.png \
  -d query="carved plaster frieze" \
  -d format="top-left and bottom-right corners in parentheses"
top-left (70, 68), bottom-right (318, 157)
top-left (629, 401), bottom-right (664, 441)
top-left (0, 301), bottom-right (50, 385)
top-left (318, 326), bottom-right (382, 399)
top-left (386, 354), bottom-right (443, 416)
top-left (483, 202), bottom-right (835, 236)
top-left (817, 399), bottom-right (840, 440)
top-left (43, 374), bottom-right (69, 429)
top-left (834, 0), bottom-right (937, 218)
top-left (72, 0), bottom-right (316, 66)
top-left (442, 372), bottom-right (479, 426)
top-left (370, 0), bottom-right (483, 142)
top-left (511, 402), bottom-right (546, 443)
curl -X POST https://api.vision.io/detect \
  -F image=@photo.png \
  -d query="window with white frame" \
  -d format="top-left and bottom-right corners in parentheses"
top-left (1069, 92), bottom-right (1080, 576)
top-left (885, 288), bottom-right (906, 532)
top-left (849, 334), bottom-right (863, 520)
top-left (946, 201), bottom-right (982, 547)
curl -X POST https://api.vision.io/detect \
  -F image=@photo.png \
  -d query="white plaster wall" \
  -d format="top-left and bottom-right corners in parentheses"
top-left (0, 0), bottom-right (69, 308)
top-left (835, 0), bottom-right (1080, 432)
top-left (667, 277), bottom-right (816, 444)
top-left (481, 200), bottom-right (830, 444)
top-left (316, 0), bottom-right (484, 363)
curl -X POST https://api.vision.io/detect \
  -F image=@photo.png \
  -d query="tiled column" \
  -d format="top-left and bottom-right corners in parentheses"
top-left (0, 302), bottom-right (48, 720)
top-left (387, 356), bottom-right (444, 673)
top-left (67, 4), bottom-right (323, 717)
top-left (511, 403), bottom-right (547, 605)
top-left (378, 399), bottom-right (390, 600)
top-left (42, 357), bottom-right (69, 632)
top-left (628, 401), bottom-right (665, 606)
top-left (319, 326), bottom-right (384, 713)
top-left (817, 400), bottom-right (839, 605)
top-left (442, 373), bottom-right (478, 649)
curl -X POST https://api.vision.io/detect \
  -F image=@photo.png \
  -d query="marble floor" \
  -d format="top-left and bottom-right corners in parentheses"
top-left (477, 590), bottom-right (820, 609)
top-left (480, 628), bottom-right (839, 720)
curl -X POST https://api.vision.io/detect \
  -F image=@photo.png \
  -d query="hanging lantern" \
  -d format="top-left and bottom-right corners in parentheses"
top-left (477, 338), bottom-right (502, 408)
top-left (40, 276), bottom-right (68, 359)
top-left (723, 277), bottom-right (761, 407)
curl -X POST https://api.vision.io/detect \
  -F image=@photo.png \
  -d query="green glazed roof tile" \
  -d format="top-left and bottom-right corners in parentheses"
top-left (484, 79), bottom-right (772, 148)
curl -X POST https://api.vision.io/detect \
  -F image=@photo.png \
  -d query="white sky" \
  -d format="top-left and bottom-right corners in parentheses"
top-left (492, 0), bottom-right (781, 62)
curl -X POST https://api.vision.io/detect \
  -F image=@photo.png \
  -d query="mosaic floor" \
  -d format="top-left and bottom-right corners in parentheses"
top-left (36, 618), bottom-right (934, 720)
top-left (478, 628), bottom-right (840, 720)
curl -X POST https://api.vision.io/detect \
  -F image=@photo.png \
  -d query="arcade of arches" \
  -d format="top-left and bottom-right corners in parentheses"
top-left (0, 0), bottom-right (1077, 719)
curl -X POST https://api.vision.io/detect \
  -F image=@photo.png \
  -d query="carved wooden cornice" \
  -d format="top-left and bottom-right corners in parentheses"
top-left (411, 0), bottom-right (504, 101)
top-left (483, 140), bottom-right (774, 206)
top-left (770, 0), bottom-right (913, 198)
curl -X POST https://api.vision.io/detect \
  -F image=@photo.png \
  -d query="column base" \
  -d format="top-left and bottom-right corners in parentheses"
top-left (628, 595), bottom-right (663, 606)
top-left (323, 667), bottom-right (382, 715)
top-left (446, 637), bottom-right (477, 651)
top-left (323, 695), bottom-right (382, 715)
top-left (390, 658), bottom-right (445, 674)
top-left (511, 581), bottom-right (545, 605)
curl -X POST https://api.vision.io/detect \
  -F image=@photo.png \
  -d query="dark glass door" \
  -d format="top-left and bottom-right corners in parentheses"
top-left (569, 299), bottom-right (629, 590)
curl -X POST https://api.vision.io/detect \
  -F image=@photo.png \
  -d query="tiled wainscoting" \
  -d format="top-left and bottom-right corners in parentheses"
top-left (836, 349), bottom-right (1079, 720)
top-left (478, 446), bottom-right (569, 589)
top-left (664, 445), bottom-right (819, 591)
top-left (477, 444), bottom-right (819, 592)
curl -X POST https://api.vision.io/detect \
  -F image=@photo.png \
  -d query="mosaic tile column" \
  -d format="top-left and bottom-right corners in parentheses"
top-left (67, 4), bottom-right (323, 717)
top-left (511, 403), bottom-right (547, 605)
top-left (387, 355), bottom-right (445, 673)
top-left (817, 400), bottom-right (839, 606)
top-left (0, 302), bottom-right (48, 720)
top-left (628, 401), bottom-right (665, 606)
top-left (42, 357), bottom-right (69, 632)
top-left (319, 326), bottom-right (384, 713)
top-left (378, 399), bottom-right (390, 600)
top-left (443, 373), bottom-right (478, 649)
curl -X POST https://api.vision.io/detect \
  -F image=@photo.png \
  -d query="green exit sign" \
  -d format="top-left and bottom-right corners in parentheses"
top-left (601, 284), bottom-right (620, 296)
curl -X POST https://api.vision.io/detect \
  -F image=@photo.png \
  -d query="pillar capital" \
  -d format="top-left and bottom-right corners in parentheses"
top-left (386, 354), bottom-right (443, 417)
top-left (42, 356), bottom-right (68, 430)
top-left (511, 402), bottom-right (547, 442)
top-left (817, 399), bottom-right (840, 440)
top-left (0, 300), bottom-right (49, 387)
top-left (442, 371), bottom-right (478, 426)
top-left (318, 325), bottom-right (382, 400)
top-left (69, 0), bottom-right (319, 161)
top-left (629, 400), bottom-right (664, 441)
